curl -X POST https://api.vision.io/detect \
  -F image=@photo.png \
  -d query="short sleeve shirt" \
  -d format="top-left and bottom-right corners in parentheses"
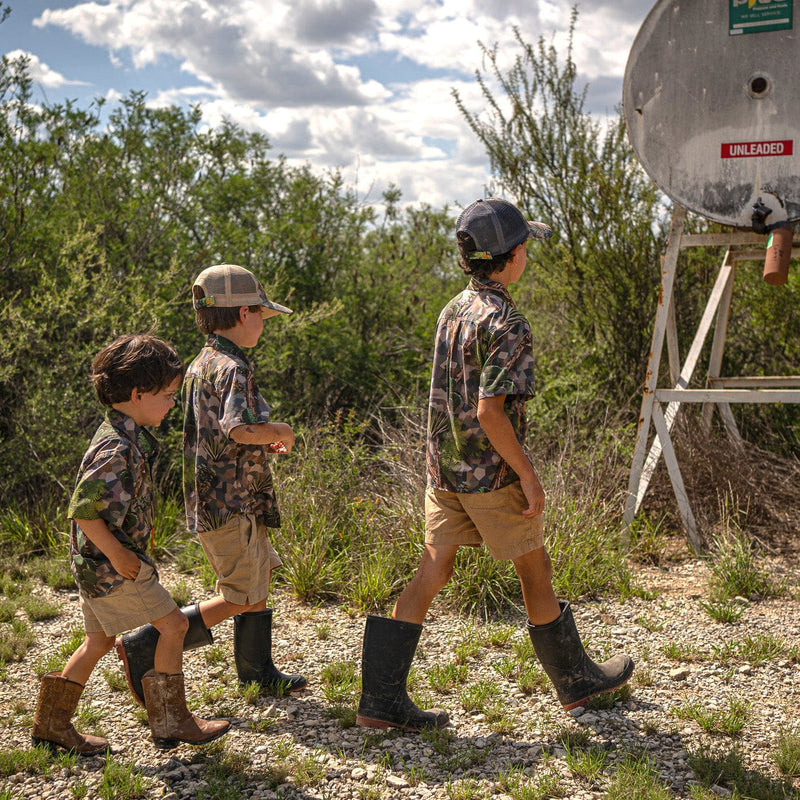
top-left (426, 276), bottom-right (535, 493)
top-left (68, 409), bottom-right (158, 598)
top-left (183, 334), bottom-right (281, 532)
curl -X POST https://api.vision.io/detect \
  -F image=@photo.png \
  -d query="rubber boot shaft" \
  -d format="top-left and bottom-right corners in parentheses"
top-left (140, 670), bottom-right (229, 749)
top-left (527, 601), bottom-right (634, 710)
top-left (117, 603), bottom-right (213, 706)
top-left (31, 672), bottom-right (109, 755)
top-left (356, 615), bottom-right (449, 731)
top-left (233, 608), bottom-right (307, 694)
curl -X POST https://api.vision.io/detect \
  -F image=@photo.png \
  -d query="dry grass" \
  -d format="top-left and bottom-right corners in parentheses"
top-left (643, 411), bottom-right (800, 554)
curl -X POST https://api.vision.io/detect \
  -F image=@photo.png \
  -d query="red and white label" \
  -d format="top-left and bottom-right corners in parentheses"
top-left (721, 140), bottom-right (794, 158)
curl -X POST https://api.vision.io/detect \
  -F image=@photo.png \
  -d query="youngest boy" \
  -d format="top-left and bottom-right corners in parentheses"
top-left (32, 334), bottom-right (229, 753)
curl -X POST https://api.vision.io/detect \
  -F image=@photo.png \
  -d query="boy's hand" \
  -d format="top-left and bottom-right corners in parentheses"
top-left (269, 423), bottom-right (294, 453)
top-left (520, 474), bottom-right (545, 518)
top-left (109, 548), bottom-right (142, 580)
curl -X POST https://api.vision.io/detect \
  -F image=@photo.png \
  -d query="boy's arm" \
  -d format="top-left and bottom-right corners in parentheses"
top-left (73, 517), bottom-right (142, 579)
top-left (229, 421), bottom-right (295, 452)
top-left (477, 395), bottom-right (544, 518)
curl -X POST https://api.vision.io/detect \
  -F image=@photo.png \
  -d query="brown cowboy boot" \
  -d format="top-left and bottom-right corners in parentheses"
top-left (31, 672), bottom-right (109, 755)
top-left (141, 670), bottom-right (230, 750)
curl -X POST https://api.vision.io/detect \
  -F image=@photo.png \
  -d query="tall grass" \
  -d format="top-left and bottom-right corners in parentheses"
top-left (1, 408), bottom-right (635, 618)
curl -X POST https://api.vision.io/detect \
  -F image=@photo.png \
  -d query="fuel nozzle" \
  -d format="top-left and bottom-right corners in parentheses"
top-left (751, 197), bottom-right (771, 234)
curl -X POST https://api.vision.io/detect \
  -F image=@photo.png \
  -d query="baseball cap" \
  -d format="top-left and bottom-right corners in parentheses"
top-left (456, 198), bottom-right (552, 260)
top-left (192, 264), bottom-right (292, 319)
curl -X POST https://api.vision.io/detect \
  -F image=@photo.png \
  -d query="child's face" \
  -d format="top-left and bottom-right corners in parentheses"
top-left (239, 305), bottom-right (265, 347)
top-left (133, 375), bottom-right (181, 427)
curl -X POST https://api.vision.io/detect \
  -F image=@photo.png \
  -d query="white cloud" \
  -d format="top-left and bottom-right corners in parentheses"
top-left (3, 50), bottom-right (88, 88)
top-left (29, 0), bottom-right (647, 207)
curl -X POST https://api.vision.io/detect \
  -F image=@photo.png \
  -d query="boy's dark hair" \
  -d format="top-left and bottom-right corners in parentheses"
top-left (193, 286), bottom-right (261, 334)
top-left (456, 231), bottom-right (514, 279)
top-left (91, 334), bottom-right (183, 406)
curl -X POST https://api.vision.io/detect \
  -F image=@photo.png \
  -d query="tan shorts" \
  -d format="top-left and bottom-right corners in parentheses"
top-left (425, 481), bottom-right (545, 560)
top-left (80, 561), bottom-right (178, 636)
top-left (198, 513), bottom-right (282, 605)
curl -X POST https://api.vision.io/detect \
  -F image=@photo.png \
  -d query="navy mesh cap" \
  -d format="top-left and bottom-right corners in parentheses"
top-left (456, 198), bottom-right (552, 260)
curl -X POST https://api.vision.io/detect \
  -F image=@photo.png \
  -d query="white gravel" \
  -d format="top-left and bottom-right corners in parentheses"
top-left (2, 557), bottom-right (800, 799)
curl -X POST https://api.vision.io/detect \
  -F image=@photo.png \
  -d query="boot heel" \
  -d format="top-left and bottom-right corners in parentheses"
top-left (31, 735), bottom-right (58, 752)
top-left (356, 715), bottom-right (391, 729)
top-left (152, 737), bottom-right (179, 750)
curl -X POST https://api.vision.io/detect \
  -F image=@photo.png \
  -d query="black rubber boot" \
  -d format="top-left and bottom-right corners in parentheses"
top-left (233, 608), bottom-right (307, 694)
top-left (527, 600), bottom-right (634, 710)
top-left (116, 604), bottom-right (213, 706)
top-left (356, 615), bottom-right (449, 731)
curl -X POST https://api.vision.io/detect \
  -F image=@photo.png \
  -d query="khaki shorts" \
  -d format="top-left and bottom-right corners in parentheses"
top-left (80, 561), bottom-right (178, 636)
top-left (425, 481), bottom-right (545, 560)
top-left (198, 513), bottom-right (282, 605)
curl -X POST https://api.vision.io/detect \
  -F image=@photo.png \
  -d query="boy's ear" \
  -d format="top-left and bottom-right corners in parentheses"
top-left (129, 387), bottom-right (142, 405)
top-left (237, 306), bottom-right (248, 326)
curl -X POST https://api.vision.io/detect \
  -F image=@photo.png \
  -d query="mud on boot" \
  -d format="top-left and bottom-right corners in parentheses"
top-left (31, 672), bottom-right (109, 756)
top-left (141, 670), bottom-right (230, 749)
top-left (527, 600), bottom-right (634, 710)
top-left (116, 603), bottom-right (214, 706)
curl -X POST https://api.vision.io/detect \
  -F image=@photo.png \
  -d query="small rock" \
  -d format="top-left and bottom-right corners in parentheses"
top-left (670, 667), bottom-right (691, 681)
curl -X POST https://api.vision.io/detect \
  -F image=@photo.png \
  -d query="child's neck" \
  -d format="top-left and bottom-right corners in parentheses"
top-left (213, 327), bottom-right (248, 348)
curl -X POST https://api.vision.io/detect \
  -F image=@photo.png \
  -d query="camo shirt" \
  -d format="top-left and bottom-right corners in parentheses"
top-left (426, 276), bottom-right (535, 493)
top-left (68, 409), bottom-right (158, 598)
top-left (183, 334), bottom-right (280, 533)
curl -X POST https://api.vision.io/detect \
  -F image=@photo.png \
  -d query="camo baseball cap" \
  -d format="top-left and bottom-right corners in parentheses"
top-left (192, 264), bottom-right (292, 319)
top-left (456, 198), bottom-right (552, 260)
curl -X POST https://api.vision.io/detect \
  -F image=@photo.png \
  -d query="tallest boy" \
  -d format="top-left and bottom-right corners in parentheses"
top-left (357, 198), bottom-right (634, 730)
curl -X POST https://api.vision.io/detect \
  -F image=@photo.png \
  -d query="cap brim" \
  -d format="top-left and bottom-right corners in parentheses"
top-left (260, 301), bottom-right (293, 319)
top-left (526, 221), bottom-right (553, 241)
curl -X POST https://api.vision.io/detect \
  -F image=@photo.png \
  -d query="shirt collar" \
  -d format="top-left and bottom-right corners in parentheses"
top-left (106, 408), bottom-right (159, 461)
top-left (468, 275), bottom-right (515, 306)
top-left (206, 333), bottom-right (250, 365)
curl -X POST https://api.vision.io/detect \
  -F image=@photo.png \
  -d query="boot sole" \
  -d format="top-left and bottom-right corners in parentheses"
top-left (356, 714), bottom-right (449, 732)
top-left (115, 638), bottom-right (145, 707)
top-left (560, 665), bottom-right (635, 711)
top-left (152, 724), bottom-right (230, 750)
top-left (32, 735), bottom-right (108, 756)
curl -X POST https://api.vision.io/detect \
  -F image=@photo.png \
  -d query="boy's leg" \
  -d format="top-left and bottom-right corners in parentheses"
top-left (357, 543), bottom-right (456, 731)
top-left (150, 608), bottom-right (190, 675)
top-left (392, 543), bottom-right (459, 624)
top-left (196, 595), bottom-right (266, 628)
top-left (62, 631), bottom-right (116, 687)
top-left (511, 547), bottom-right (561, 626)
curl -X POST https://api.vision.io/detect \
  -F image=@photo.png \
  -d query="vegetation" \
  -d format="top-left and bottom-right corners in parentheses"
top-left (2, 6), bottom-right (800, 800)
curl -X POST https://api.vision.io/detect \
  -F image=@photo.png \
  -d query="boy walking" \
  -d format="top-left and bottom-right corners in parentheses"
top-left (118, 265), bottom-right (306, 705)
top-left (356, 198), bottom-right (634, 731)
top-left (33, 334), bottom-right (229, 753)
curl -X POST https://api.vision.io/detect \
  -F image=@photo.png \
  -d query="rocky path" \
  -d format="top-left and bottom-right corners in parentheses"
top-left (2, 558), bottom-right (800, 799)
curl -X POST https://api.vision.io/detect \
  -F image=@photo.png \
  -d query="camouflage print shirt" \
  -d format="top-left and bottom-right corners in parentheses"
top-left (183, 334), bottom-right (281, 533)
top-left (68, 409), bottom-right (158, 598)
top-left (426, 276), bottom-right (535, 493)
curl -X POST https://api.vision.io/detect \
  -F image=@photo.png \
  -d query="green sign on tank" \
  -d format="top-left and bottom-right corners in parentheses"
top-left (730, 0), bottom-right (793, 36)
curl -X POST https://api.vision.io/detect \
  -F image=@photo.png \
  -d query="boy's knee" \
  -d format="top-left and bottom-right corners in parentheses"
top-left (86, 633), bottom-right (116, 656)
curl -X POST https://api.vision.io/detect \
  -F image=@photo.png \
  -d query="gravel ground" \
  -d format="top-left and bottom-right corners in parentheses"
top-left (2, 557), bottom-right (800, 799)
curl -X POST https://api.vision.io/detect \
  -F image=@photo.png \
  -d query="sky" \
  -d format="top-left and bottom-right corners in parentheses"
top-left (2, 0), bottom-right (651, 211)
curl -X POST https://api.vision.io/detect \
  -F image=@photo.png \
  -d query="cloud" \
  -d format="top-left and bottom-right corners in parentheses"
top-left (29, 0), bottom-right (648, 208)
top-left (3, 50), bottom-right (89, 88)
top-left (291, 0), bottom-right (379, 45)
